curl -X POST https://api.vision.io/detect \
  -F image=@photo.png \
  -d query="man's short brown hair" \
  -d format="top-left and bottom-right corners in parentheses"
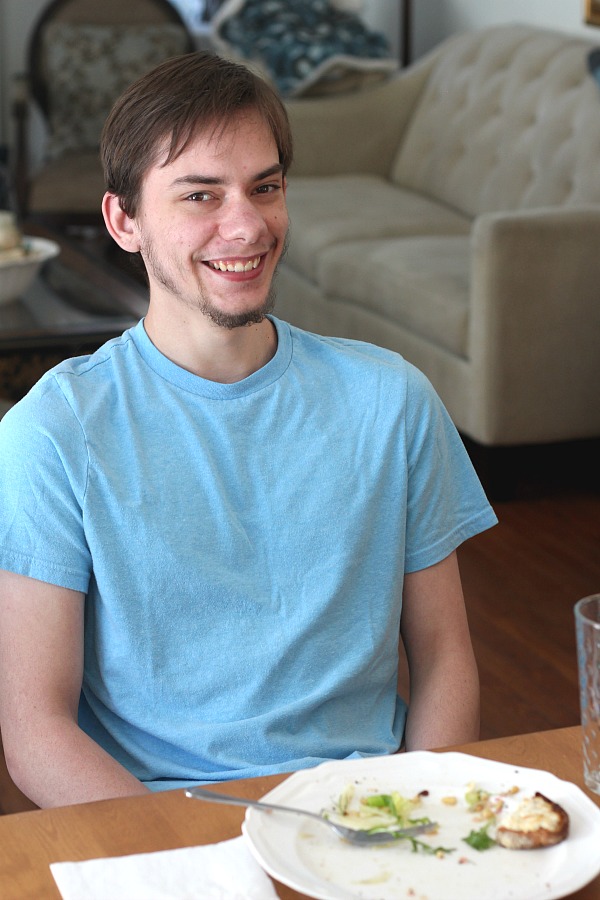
top-left (100, 51), bottom-right (293, 218)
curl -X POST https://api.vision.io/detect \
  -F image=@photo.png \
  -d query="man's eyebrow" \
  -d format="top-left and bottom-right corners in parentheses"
top-left (170, 164), bottom-right (284, 188)
top-left (255, 164), bottom-right (285, 180)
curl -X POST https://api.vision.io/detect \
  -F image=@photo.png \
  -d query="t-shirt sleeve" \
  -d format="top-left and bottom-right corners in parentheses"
top-left (403, 363), bottom-right (497, 573)
top-left (0, 377), bottom-right (92, 592)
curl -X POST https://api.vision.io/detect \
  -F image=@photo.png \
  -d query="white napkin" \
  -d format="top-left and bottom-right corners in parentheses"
top-left (50, 836), bottom-right (280, 900)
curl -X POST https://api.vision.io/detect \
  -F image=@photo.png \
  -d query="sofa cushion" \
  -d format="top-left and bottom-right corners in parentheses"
top-left (285, 175), bottom-right (470, 280)
top-left (315, 235), bottom-right (471, 357)
top-left (391, 24), bottom-right (600, 217)
top-left (42, 23), bottom-right (190, 160)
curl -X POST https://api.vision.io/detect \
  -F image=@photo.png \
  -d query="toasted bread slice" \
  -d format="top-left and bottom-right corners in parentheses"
top-left (496, 792), bottom-right (569, 849)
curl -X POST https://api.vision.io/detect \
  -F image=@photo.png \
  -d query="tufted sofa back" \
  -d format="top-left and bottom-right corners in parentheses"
top-left (391, 24), bottom-right (600, 217)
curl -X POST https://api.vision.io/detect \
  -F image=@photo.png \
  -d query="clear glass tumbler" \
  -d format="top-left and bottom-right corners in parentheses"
top-left (575, 594), bottom-right (600, 794)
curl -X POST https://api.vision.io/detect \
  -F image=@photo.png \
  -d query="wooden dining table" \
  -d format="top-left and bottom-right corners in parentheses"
top-left (0, 725), bottom-right (598, 899)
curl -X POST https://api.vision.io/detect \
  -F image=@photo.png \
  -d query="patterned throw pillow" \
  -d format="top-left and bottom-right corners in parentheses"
top-left (212, 0), bottom-right (396, 97)
top-left (42, 24), bottom-right (190, 160)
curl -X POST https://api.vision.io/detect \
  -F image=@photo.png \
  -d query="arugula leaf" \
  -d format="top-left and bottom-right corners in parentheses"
top-left (463, 826), bottom-right (497, 851)
top-left (408, 838), bottom-right (455, 856)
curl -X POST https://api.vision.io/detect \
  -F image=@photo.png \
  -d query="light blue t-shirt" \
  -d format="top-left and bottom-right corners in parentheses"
top-left (0, 317), bottom-right (496, 789)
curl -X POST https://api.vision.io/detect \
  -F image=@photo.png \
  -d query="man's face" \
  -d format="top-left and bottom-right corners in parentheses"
top-left (131, 114), bottom-right (288, 329)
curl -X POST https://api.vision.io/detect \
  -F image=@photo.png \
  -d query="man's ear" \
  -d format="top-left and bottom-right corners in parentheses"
top-left (102, 193), bottom-right (141, 252)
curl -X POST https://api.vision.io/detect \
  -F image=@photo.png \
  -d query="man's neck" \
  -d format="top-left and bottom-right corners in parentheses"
top-left (143, 307), bottom-right (278, 383)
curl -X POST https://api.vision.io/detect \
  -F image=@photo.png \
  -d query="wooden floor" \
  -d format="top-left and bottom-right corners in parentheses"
top-left (396, 439), bottom-right (600, 742)
top-left (457, 482), bottom-right (600, 741)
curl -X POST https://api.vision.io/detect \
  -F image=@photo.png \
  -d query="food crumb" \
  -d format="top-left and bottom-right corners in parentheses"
top-left (442, 796), bottom-right (457, 805)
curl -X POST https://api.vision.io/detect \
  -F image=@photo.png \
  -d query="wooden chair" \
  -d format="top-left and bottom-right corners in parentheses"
top-left (13, 0), bottom-right (195, 227)
top-left (0, 740), bottom-right (37, 814)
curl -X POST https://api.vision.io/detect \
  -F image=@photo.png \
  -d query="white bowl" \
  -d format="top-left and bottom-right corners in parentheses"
top-left (0, 236), bottom-right (61, 306)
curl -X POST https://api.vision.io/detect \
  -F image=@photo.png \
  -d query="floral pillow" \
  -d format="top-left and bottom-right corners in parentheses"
top-left (42, 24), bottom-right (190, 160)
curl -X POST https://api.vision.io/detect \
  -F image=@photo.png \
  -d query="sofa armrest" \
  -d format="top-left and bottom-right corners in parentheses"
top-left (285, 52), bottom-right (436, 178)
top-left (469, 207), bottom-right (600, 445)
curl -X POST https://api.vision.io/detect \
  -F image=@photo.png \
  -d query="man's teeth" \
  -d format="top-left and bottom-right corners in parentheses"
top-left (208, 256), bottom-right (261, 273)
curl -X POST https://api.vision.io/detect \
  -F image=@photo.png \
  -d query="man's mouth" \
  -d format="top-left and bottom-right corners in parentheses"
top-left (205, 255), bottom-right (262, 273)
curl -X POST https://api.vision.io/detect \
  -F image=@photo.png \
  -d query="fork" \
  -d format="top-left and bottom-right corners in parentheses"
top-left (185, 786), bottom-right (437, 846)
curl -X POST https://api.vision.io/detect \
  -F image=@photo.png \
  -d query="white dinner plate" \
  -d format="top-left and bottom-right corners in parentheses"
top-left (242, 751), bottom-right (600, 900)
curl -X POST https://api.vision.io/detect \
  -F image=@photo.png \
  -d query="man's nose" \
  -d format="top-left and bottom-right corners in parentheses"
top-left (218, 197), bottom-right (266, 243)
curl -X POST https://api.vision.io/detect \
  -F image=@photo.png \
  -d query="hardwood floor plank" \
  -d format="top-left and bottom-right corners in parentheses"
top-left (458, 490), bottom-right (600, 740)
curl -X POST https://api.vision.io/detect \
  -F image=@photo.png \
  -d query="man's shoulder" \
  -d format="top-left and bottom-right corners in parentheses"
top-left (285, 320), bottom-right (405, 368)
top-left (0, 326), bottom-right (139, 434)
top-left (49, 327), bottom-right (137, 381)
top-left (283, 319), bottom-right (431, 391)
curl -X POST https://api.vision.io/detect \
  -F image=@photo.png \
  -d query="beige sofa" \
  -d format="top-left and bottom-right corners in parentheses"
top-left (278, 24), bottom-right (600, 449)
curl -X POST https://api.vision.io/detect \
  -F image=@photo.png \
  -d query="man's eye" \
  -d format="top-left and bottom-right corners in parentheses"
top-left (187, 191), bottom-right (213, 202)
top-left (255, 183), bottom-right (280, 195)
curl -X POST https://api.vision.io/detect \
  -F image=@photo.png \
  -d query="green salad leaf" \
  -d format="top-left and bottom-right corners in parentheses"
top-left (327, 785), bottom-right (450, 852)
top-left (463, 825), bottom-right (497, 851)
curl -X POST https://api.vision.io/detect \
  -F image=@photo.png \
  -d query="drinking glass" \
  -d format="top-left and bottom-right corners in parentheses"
top-left (575, 594), bottom-right (600, 794)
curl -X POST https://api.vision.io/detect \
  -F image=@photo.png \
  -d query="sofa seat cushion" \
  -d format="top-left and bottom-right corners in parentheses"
top-left (316, 235), bottom-right (471, 357)
top-left (284, 175), bottom-right (470, 280)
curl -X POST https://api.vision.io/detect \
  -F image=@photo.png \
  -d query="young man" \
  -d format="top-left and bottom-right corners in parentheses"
top-left (0, 53), bottom-right (496, 808)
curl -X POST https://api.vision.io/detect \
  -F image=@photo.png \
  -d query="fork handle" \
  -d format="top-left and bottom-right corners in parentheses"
top-left (186, 786), bottom-right (321, 822)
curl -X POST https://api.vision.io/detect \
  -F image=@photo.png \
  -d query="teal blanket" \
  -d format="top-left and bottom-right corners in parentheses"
top-left (212, 0), bottom-right (396, 97)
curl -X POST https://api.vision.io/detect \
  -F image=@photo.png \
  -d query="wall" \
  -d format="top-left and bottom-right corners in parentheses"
top-left (411, 0), bottom-right (600, 60)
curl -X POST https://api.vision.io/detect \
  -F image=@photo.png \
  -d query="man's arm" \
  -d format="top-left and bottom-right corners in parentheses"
top-left (0, 570), bottom-right (150, 808)
top-left (400, 551), bottom-right (480, 751)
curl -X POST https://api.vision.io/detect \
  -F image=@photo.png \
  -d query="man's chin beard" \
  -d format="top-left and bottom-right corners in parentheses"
top-left (200, 283), bottom-right (276, 330)
top-left (140, 242), bottom-right (283, 330)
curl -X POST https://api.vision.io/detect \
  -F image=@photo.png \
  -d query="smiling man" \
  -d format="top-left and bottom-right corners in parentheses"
top-left (0, 53), bottom-right (497, 808)
top-left (105, 115), bottom-right (287, 381)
